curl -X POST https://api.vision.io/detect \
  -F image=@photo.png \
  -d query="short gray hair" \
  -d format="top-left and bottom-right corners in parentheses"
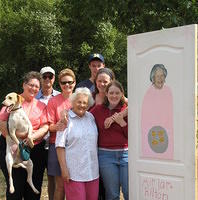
top-left (69, 87), bottom-right (95, 109)
top-left (150, 64), bottom-right (167, 83)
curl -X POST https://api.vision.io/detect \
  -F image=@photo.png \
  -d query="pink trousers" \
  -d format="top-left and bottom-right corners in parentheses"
top-left (64, 178), bottom-right (99, 200)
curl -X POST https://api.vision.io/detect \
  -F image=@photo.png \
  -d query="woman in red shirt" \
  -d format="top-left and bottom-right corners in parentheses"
top-left (91, 80), bottom-right (128, 200)
top-left (47, 68), bottom-right (76, 200)
top-left (0, 71), bottom-right (49, 200)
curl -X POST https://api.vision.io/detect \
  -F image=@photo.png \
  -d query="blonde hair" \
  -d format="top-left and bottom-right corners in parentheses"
top-left (58, 68), bottom-right (76, 82)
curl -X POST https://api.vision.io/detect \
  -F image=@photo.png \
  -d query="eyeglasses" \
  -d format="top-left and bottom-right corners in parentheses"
top-left (26, 83), bottom-right (40, 89)
top-left (60, 81), bottom-right (75, 85)
top-left (42, 74), bottom-right (54, 80)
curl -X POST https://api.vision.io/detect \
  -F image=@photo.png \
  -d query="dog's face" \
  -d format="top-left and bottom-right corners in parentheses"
top-left (2, 92), bottom-right (24, 111)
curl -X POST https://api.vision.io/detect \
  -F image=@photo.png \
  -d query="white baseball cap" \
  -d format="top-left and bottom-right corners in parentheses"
top-left (40, 66), bottom-right (55, 75)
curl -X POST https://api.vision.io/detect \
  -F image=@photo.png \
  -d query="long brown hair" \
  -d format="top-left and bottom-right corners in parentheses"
top-left (103, 80), bottom-right (125, 107)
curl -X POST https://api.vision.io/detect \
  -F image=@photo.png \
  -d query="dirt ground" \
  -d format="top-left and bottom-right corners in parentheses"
top-left (0, 169), bottom-right (124, 200)
top-left (0, 169), bottom-right (48, 200)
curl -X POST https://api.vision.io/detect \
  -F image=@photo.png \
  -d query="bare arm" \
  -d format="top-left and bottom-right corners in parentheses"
top-left (0, 120), bottom-right (30, 139)
top-left (0, 120), bottom-right (8, 137)
top-left (31, 124), bottom-right (49, 141)
top-left (49, 110), bottom-right (68, 132)
top-left (56, 147), bottom-right (70, 183)
top-left (121, 107), bottom-right (128, 118)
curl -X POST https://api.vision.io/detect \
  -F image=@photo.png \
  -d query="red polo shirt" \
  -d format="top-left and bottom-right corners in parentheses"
top-left (0, 98), bottom-right (48, 145)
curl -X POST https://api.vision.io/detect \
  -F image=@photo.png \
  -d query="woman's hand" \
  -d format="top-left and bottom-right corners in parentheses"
top-left (104, 116), bottom-right (115, 129)
top-left (60, 109), bottom-right (68, 125)
top-left (23, 134), bottom-right (34, 148)
top-left (112, 112), bottom-right (127, 127)
top-left (55, 110), bottom-right (68, 131)
top-left (56, 120), bottom-right (67, 131)
top-left (61, 167), bottom-right (70, 183)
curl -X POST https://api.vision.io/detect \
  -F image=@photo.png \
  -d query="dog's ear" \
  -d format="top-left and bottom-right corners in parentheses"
top-left (17, 94), bottom-right (25, 105)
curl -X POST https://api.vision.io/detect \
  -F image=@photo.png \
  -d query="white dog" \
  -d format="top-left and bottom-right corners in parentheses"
top-left (2, 92), bottom-right (39, 194)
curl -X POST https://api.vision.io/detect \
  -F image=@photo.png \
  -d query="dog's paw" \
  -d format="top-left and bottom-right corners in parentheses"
top-left (10, 186), bottom-right (15, 193)
top-left (34, 189), bottom-right (40, 194)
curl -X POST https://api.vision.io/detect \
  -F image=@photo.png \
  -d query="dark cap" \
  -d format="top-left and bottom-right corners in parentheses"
top-left (88, 53), bottom-right (104, 63)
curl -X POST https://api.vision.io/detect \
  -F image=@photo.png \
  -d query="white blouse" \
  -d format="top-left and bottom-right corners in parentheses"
top-left (55, 110), bottom-right (99, 182)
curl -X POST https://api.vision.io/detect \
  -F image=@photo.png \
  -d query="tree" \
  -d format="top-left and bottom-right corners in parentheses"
top-left (0, 0), bottom-right (197, 100)
top-left (0, 0), bottom-right (62, 97)
top-left (55, 0), bottom-right (198, 93)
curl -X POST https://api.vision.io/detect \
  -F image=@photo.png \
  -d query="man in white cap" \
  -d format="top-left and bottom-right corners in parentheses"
top-left (36, 66), bottom-right (60, 104)
top-left (36, 66), bottom-right (60, 200)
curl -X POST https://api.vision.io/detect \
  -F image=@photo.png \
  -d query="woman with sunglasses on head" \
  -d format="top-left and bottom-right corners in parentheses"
top-left (0, 71), bottom-right (49, 200)
top-left (91, 68), bottom-right (115, 200)
top-left (91, 80), bottom-right (128, 200)
top-left (92, 68), bottom-right (128, 200)
top-left (47, 68), bottom-right (76, 200)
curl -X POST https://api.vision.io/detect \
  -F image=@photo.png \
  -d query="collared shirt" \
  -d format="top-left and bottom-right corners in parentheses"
top-left (47, 93), bottom-right (71, 144)
top-left (36, 89), bottom-right (60, 105)
top-left (0, 98), bottom-right (48, 145)
top-left (36, 89), bottom-right (60, 143)
top-left (55, 110), bottom-right (99, 182)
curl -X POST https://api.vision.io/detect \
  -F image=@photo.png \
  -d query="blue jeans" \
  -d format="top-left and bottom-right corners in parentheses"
top-left (98, 149), bottom-right (128, 200)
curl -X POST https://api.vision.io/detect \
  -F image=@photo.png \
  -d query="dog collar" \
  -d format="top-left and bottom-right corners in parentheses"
top-left (6, 106), bottom-right (22, 113)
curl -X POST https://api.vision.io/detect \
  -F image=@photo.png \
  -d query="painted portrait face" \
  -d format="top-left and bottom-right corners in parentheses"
top-left (153, 68), bottom-right (165, 89)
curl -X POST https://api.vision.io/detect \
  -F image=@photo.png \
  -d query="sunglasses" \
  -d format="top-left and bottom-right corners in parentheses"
top-left (60, 81), bottom-right (75, 85)
top-left (42, 74), bottom-right (54, 80)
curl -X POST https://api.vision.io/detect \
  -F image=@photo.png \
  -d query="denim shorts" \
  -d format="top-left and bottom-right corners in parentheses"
top-left (48, 143), bottom-right (61, 176)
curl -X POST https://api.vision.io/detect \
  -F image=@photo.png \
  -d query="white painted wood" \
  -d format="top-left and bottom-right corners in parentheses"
top-left (128, 25), bottom-right (197, 200)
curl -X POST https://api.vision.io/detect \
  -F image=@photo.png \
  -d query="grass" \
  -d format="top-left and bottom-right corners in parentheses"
top-left (0, 169), bottom-right (48, 200)
top-left (0, 169), bottom-right (124, 200)
top-left (0, 169), bottom-right (6, 200)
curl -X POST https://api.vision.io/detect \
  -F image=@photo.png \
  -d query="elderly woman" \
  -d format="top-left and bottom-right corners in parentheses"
top-left (47, 68), bottom-right (76, 200)
top-left (150, 64), bottom-right (167, 89)
top-left (56, 87), bottom-right (99, 200)
top-left (141, 64), bottom-right (173, 159)
top-left (0, 71), bottom-right (49, 200)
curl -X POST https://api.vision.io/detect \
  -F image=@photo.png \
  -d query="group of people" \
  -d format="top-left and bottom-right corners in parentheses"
top-left (0, 53), bottom-right (128, 200)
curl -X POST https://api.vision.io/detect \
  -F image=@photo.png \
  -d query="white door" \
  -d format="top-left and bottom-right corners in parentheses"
top-left (128, 24), bottom-right (197, 200)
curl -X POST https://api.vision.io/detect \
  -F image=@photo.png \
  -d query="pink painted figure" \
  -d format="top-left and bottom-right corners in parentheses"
top-left (141, 64), bottom-right (173, 159)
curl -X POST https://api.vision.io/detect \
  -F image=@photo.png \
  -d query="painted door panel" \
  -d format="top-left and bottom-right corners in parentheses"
top-left (128, 25), bottom-right (197, 200)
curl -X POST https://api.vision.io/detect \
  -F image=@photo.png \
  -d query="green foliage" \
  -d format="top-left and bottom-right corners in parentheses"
top-left (0, 0), bottom-right (198, 100)
top-left (0, 0), bottom-right (62, 97)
